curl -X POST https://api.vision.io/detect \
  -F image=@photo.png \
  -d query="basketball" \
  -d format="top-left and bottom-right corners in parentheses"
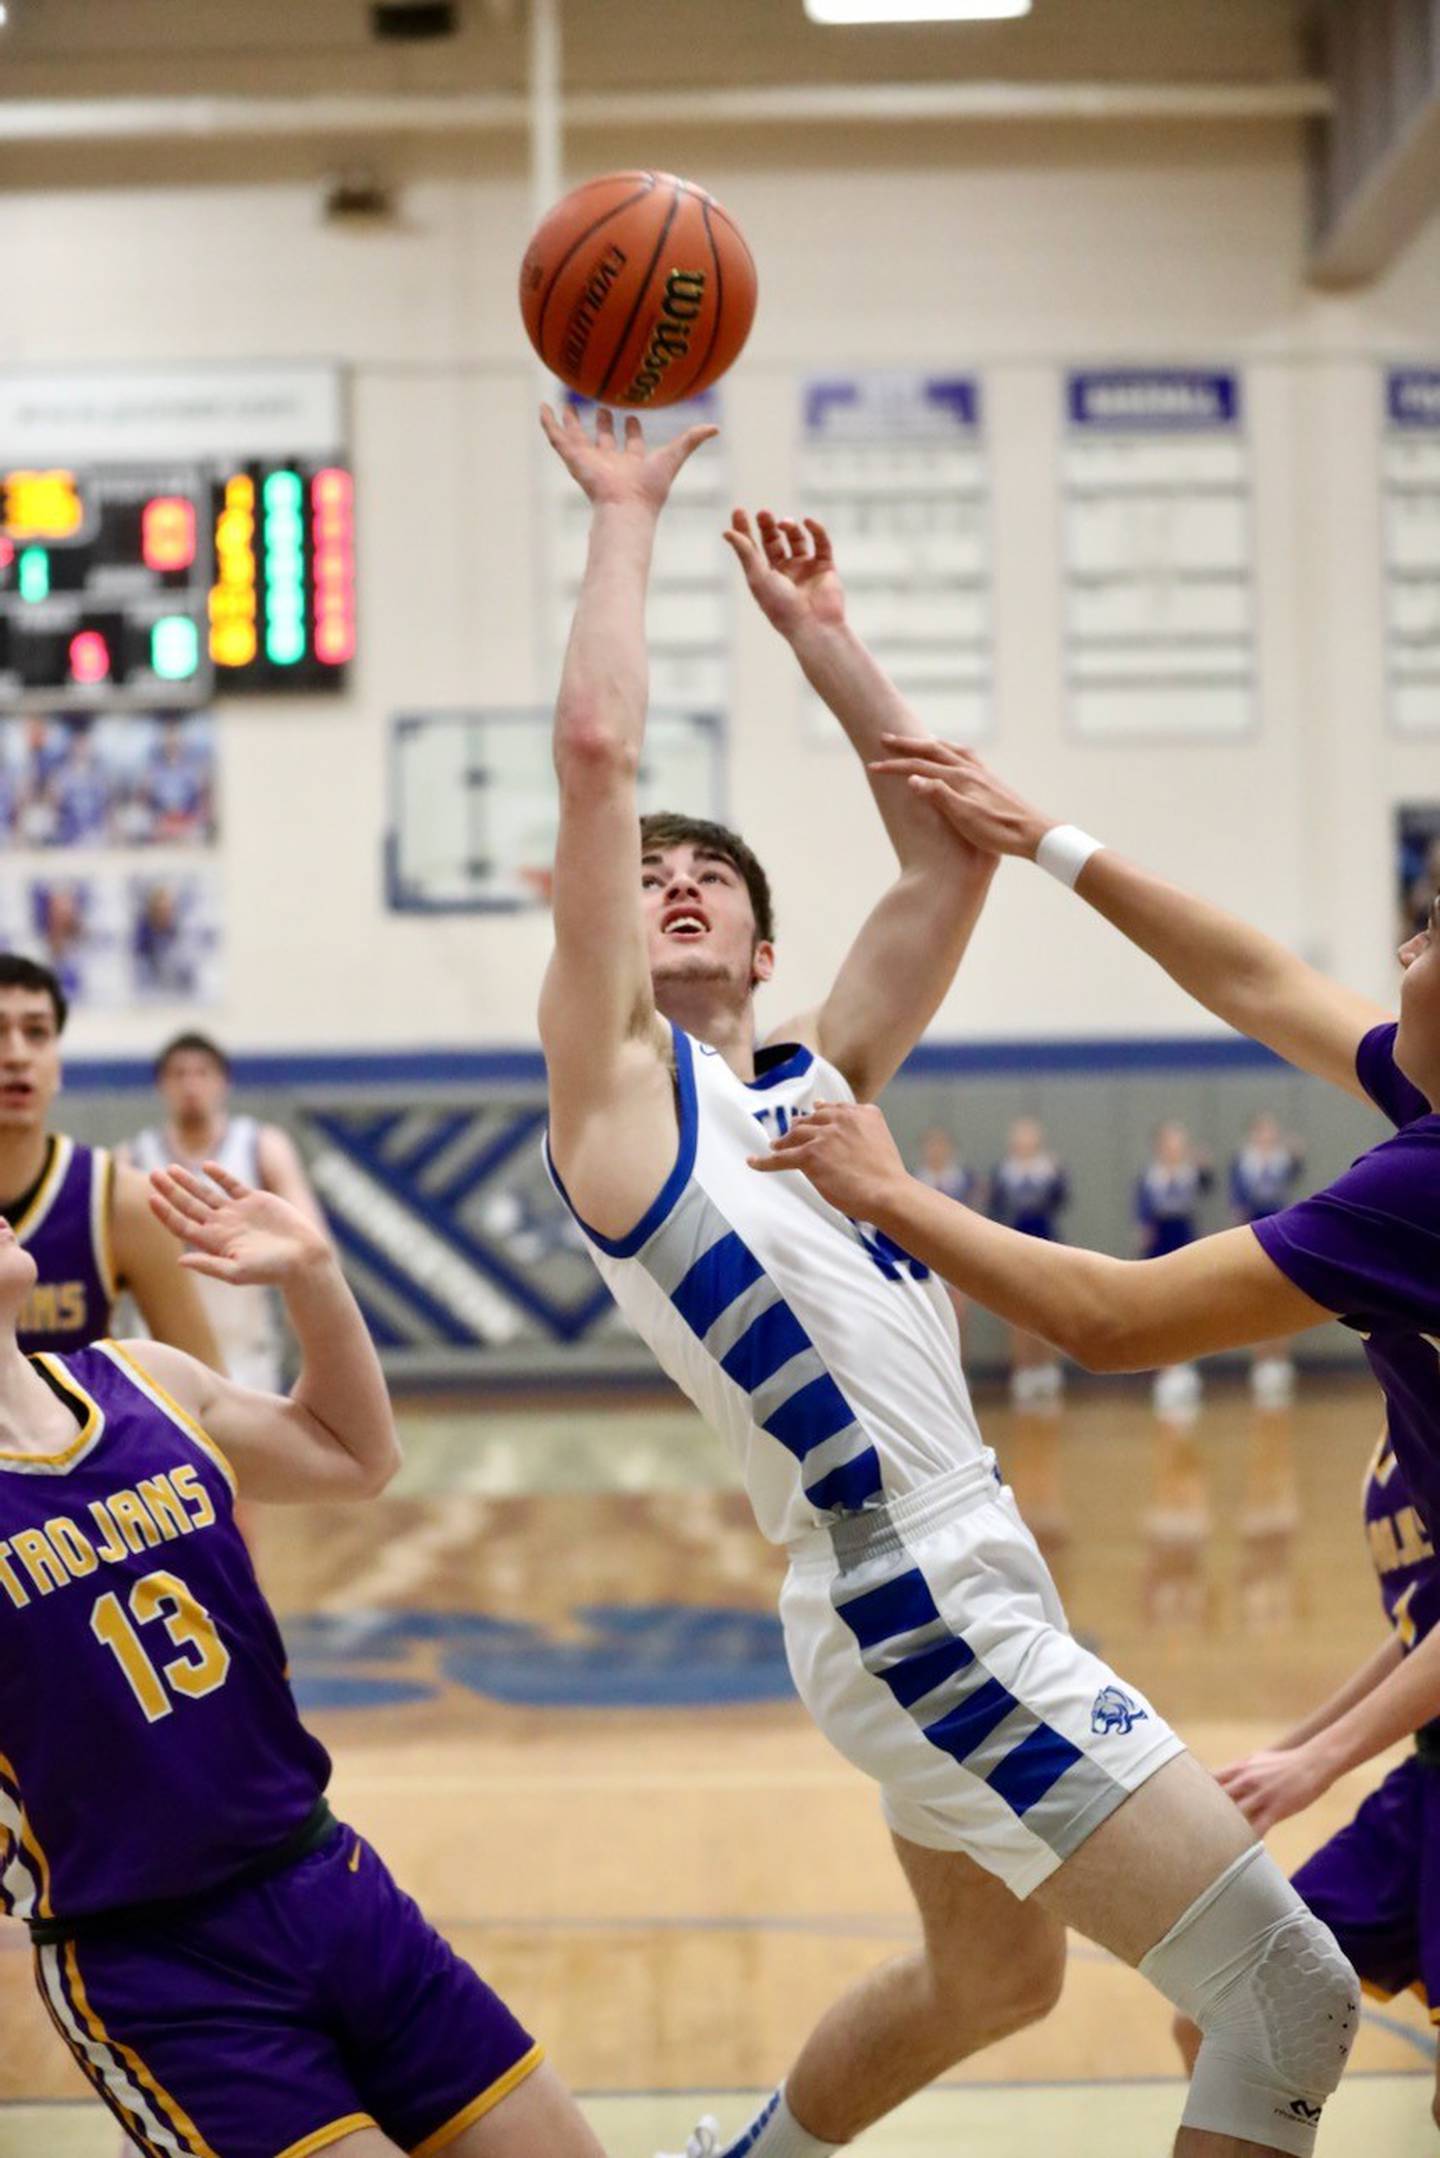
top-left (519, 169), bottom-right (758, 408)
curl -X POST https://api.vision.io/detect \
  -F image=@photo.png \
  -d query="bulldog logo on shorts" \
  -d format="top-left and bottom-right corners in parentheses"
top-left (1091, 1684), bottom-right (1147, 1737)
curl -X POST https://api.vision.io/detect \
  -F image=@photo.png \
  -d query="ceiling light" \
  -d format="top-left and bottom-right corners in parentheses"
top-left (805, 1), bottom-right (1032, 21)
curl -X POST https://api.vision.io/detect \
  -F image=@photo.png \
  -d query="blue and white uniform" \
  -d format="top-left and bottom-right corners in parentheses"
top-left (550, 1026), bottom-right (1181, 1895)
top-left (126, 1118), bottom-right (284, 1392)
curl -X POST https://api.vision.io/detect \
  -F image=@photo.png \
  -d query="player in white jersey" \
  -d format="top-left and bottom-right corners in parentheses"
top-left (124, 1032), bottom-right (329, 1392)
top-left (539, 405), bottom-right (1356, 2158)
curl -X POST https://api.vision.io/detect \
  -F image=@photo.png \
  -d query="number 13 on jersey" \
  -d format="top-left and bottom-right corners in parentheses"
top-left (90, 1570), bottom-right (232, 1723)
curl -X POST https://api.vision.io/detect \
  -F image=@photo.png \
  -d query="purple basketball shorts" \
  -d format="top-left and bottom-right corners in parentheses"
top-left (1292, 1750), bottom-right (1440, 2020)
top-left (31, 1821), bottom-right (541, 2158)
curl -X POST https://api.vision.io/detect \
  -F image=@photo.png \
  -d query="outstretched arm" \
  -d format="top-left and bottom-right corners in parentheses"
top-left (750, 1102), bottom-right (1333, 1369)
top-left (1218, 1627), bottom-right (1440, 1835)
top-left (537, 405), bottom-right (716, 1233)
top-left (123, 1163), bottom-right (400, 1503)
top-left (727, 514), bottom-right (996, 1100)
top-left (868, 742), bottom-right (1389, 1102)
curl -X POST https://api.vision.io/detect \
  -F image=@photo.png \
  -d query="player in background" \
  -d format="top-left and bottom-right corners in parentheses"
top-left (911, 1126), bottom-right (975, 1358)
top-left (1174, 1428), bottom-right (1440, 2134)
top-left (123, 1031), bottom-right (327, 1392)
top-left (0, 955), bottom-right (220, 1369)
top-left (1136, 1121), bottom-right (1214, 1427)
top-left (913, 1125), bottom-right (975, 1211)
top-left (0, 1165), bottom-right (605, 2158)
top-left (1230, 1114), bottom-right (1307, 1410)
top-left (990, 1116), bottom-right (1069, 1419)
top-left (540, 406), bottom-right (1356, 2158)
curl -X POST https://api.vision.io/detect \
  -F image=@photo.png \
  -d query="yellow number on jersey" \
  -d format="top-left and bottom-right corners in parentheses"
top-left (90, 1571), bottom-right (232, 1724)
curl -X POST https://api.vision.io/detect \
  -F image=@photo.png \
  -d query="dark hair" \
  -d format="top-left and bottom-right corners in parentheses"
top-left (0, 953), bottom-right (68, 1033)
top-left (155, 1030), bottom-right (231, 1079)
top-left (639, 812), bottom-right (775, 944)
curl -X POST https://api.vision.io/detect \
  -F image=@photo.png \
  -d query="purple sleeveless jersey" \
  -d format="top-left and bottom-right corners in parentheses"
top-left (1363, 1430), bottom-right (1440, 1651)
top-left (1253, 1024), bottom-right (1440, 1541)
top-left (0, 1341), bottom-right (329, 1921)
top-left (1289, 1431), bottom-right (1440, 2019)
top-left (12, 1136), bottom-right (117, 1357)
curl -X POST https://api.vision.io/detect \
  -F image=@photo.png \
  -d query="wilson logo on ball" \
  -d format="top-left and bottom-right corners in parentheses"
top-left (520, 170), bottom-right (757, 407)
top-left (622, 269), bottom-right (707, 406)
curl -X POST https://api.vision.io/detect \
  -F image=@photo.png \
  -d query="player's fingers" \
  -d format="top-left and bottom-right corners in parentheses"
top-left (148, 1193), bottom-right (225, 1250)
top-left (595, 406), bottom-right (616, 445)
top-left (670, 423), bottom-right (719, 469)
top-left (722, 532), bottom-right (765, 585)
top-left (624, 414), bottom-right (644, 449)
top-left (868, 756), bottom-right (959, 780)
top-left (201, 1161), bottom-right (249, 1201)
top-left (167, 1164), bottom-right (225, 1212)
top-left (179, 1252), bottom-right (242, 1282)
top-left (150, 1169), bottom-right (212, 1224)
top-left (147, 1191), bottom-right (196, 1241)
top-left (763, 1126), bottom-right (821, 1156)
top-left (747, 1149), bottom-right (813, 1174)
top-left (877, 731), bottom-right (969, 765)
top-left (778, 518), bottom-right (807, 557)
top-left (803, 517), bottom-right (834, 560)
top-left (757, 511), bottom-right (787, 561)
top-left (730, 506), bottom-right (753, 537)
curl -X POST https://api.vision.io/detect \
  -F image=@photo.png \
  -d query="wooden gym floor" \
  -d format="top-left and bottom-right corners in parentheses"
top-left (3, 1373), bottom-right (1435, 2155)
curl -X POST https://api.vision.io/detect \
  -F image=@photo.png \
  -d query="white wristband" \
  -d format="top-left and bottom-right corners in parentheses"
top-left (1035, 824), bottom-right (1103, 889)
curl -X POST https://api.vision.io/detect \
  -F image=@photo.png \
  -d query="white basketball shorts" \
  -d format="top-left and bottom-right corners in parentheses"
top-left (781, 1457), bottom-right (1185, 1898)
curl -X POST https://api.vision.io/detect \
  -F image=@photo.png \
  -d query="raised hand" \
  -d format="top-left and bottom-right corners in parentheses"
top-left (723, 509), bottom-right (846, 641)
top-left (539, 402), bottom-right (718, 513)
top-left (148, 1162), bottom-right (330, 1288)
top-left (868, 739), bottom-right (1056, 859)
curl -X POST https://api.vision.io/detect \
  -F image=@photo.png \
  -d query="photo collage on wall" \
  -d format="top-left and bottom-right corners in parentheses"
top-left (0, 712), bottom-right (220, 1009)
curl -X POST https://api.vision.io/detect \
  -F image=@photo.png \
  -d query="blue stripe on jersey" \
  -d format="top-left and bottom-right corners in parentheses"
top-left (763, 1372), bottom-right (856, 1458)
top-left (805, 1447), bottom-right (884, 1513)
top-left (720, 1300), bottom-right (811, 1392)
top-left (923, 1676), bottom-right (1019, 1762)
top-left (672, 1233), bottom-right (766, 1338)
top-left (882, 1632), bottom-right (976, 1709)
top-left (546, 1025), bottom-right (883, 1519)
top-left (834, 1554), bottom-right (1125, 1844)
top-left (835, 1567), bottom-right (940, 1650)
top-left (984, 1723), bottom-right (1084, 1817)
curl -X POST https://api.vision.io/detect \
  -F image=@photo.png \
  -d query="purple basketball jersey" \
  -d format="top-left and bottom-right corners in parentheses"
top-left (0, 1342), bottom-right (329, 1921)
top-left (12, 1136), bottom-right (117, 1357)
top-left (1288, 1434), bottom-right (1440, 2017)
top-left (1253, 1025), bottom-right (1440, 1542)
top-left (1363, 1430), bottom-right (1440, 1651)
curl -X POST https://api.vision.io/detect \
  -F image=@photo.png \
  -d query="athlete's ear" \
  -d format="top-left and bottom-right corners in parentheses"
top-left (751, 940), bottom-right (776, 988)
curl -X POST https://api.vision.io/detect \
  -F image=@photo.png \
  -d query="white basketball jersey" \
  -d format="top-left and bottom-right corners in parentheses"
top-left (128, 1115), bottom-right (282, 1387)
top-left (549, 1025), bottom-right (988, 1546)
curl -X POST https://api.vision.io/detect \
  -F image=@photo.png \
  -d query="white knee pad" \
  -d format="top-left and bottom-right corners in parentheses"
top-left (1139, 1845), bottom-right (1359, 2157)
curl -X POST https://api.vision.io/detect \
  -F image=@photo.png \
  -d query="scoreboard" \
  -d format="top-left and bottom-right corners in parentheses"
top-left (0, 455), bottom-right (355, 708)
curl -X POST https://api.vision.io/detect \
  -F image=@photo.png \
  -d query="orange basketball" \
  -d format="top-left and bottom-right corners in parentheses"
top-left (519, 170), bottom-right (757, 408)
